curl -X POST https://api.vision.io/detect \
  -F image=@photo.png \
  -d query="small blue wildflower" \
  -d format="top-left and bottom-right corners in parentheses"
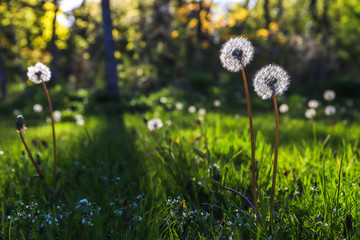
top-left (137, 194), bottom-right (143, 199)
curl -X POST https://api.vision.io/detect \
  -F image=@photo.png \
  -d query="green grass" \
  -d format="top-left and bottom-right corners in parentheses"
top-left (0, 94), bottom-right (360, 239)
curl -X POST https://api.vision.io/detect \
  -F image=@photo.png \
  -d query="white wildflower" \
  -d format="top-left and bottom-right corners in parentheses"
top-left (33, 104), bottom-right (43, 113)
top-left (324, 105), bottom-right (336, 116)
top-left (213, 100), bottom-right (221, 107)
top-left (27, 62), bottom-right (51, 84)
top-left (220, 37), bottom-right (254, 72)
top-left (160, 97), bottom-right (167, 104)
top-left (308, 100), bottom-right (319, 109)
top-left (323, 90), bottom-right (336, 101)
top-left (279, 104), bottom-right (289, 113)
top-left (305, 108), bottom-right (316, 119)
top-left (253, 64), bottom-right (290, 100)
top-left (53, 110), bottom-right (62, 122)
top-left (147, 118), bottom-right (163, 131)
top-left (198, 108), bottom-right (206, 116)
top-left (188, 105), bottom-right (196, 113)
top-left (175, 102), bottom-right (183, 110)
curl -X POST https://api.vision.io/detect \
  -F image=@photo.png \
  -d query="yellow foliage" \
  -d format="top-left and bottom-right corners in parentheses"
top-left (201, 41), bottom-right (209, 49)
top-left (83, 52), bottom-right (90, 60)
top-left (227, 18), bottom-right (236, 28)
top-left (33, 36), bottom-right (47, 49)
top-left (76, 19), bottom-right (88, 28)
top-left (171, 30), bottom-right (179, 39)
top-left (55, 40), bottom-right (67, 49)
top-left (43, 2), bottom-right (56, 11)
top-left (187, 3), bottom-right (200, 11)
top-left (126, 42), bottom-right (135, 51)
top-left (256, 28), bottom-right (270, 38)
top-left (1, 18), bottom-right (10, 26)
top-left (269, 21), bottom-right (279, 32)
top-left (0, 3), bottom-right (6, 13)
top-left (56, 23), bottom-right (70, 40)
top-left (112, 29), bottom-right (120, 39)
top-left (188, 18), bottom-right (198, 28)
top-left (133, 53), bottom-right (139, 59)
top-left (139, 41), bottom-right (146, 48)
top-left (114, 51), bottom-right (121, 59)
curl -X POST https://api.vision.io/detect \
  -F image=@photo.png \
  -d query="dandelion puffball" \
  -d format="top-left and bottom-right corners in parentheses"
top-left (253, 64), bottom-right (290, 100)
top-left (279, 104), bottom-right (289, 113)
top-left (147, 118), bottom-right (163, 131)
top-left (305, 108), bottom-right (316, 119)
top-left (323, 90), bottom-right (336, 101)
top-left (219, 37), bottom-right (254, 72)
top-left (27, 62), bottom-right (51, 84)
top-left (324, 105), bottom-right (336, 116)
top-left (188, 105), bottom-right (196, 113)
top-left (213, 100), bottom-right (221, 107)
top-left (198, 108), bottom-right (207, 116)
top-left (308, 100), bottom-right (319, 109)
top-left (175, 102), bottom-right (183, 110)
top-left (33, 104), bottom-right (43, 113)
top-left (53, 110), bottom-right (62, 122)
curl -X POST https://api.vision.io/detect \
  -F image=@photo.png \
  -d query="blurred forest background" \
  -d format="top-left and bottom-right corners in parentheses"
top-left (1, 0), bottom-right (360, 104)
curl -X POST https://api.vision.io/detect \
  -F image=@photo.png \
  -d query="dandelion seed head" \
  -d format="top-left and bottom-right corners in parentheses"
top-left (324, 105), bottom-right (336, 116)
top-left (188, 105), bottom-right (196, 113)
top-left (27, 62), bottom-right (51, 84)
top-left (33, 104), bottom-right (43, 113)
top-left (198, 108), bottom-right (206, 116)
top-left (175, 102), bottom-right (183, 110)
top-left (219, 37), bottom-right (254, 72)
top-left (53, 110), bottom-right (62, 122)
top-left (147, 118), bottom-right (163, 131)
top-left (213, 100), bottom-right (221, 107)
top-left (308, 100), bottom-right (320, 109)
top-left (305, 108), bottom-right (316, 119)
top-left (323, 90), bottom-right (336, 101)
top-left (253, 64), bottom-right (290, 100)
top-left (279, 104), bottom-right (289, 113)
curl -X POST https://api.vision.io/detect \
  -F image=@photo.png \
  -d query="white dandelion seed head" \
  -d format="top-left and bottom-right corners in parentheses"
top-left (234, 114), bottom-right (240, 119)
top-left (0, 150), bottom-right (4, 155)
top-left (323, 90), bottom-right (336, 101)
top-left (147, 118), bottom-right (163, 131)
top-left (33, 104), bottom-right (43, 113)
top-left (27, 62), bottom-right (51, 84)
top-left (279, 104), bottom-right (289, 113)
top-left (213, 100), bottom-right (221, 107)
top-left (160, 97), bottom-right (167, 104)
top-left (219, 37), bottom-right (254, 72)
top-left (253, 64), bottom-right (290, 100)
top-left (175, 102), bottom-right (183, 110)
top-left (198, 108), bottom-right (206, 116)
top-left (305, 108), bottom-right (316, 119)
top-left (188, 105), bottom-right (196, 113)
top-left (53, 110), bottom-right (62, 122)
top-left (165, 120), bottom-right (172, 126)
top-left (324, 105), bottom-right (336, 116)
top-left (308, 100), bottom-right (320, 109)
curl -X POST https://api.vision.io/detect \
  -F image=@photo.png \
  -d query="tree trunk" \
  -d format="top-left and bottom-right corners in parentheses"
top-left (50, 0), bottom-right (59, 84)
top-left (0, 49), bottom-right (6, 100)
top-left (101, 0), bottom-right (119, 97)
top-left (264, 0), bottom-right (271, 29)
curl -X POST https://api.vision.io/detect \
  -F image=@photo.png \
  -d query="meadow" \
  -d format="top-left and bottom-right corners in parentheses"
top-left (0, 84), bottom-right (359, 239)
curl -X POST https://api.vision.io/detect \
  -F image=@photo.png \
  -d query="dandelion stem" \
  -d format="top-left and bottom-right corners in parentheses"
top-left (41, 81), bottom-right (56, 186)
top-left (18, 131), bottom-right (43, 178)
top-left (241, 68), bottom-right (259, 214)
top-left (217, 182), bottom-right (255, 213)
top-left (270, 94), bottom-right (279, 234)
